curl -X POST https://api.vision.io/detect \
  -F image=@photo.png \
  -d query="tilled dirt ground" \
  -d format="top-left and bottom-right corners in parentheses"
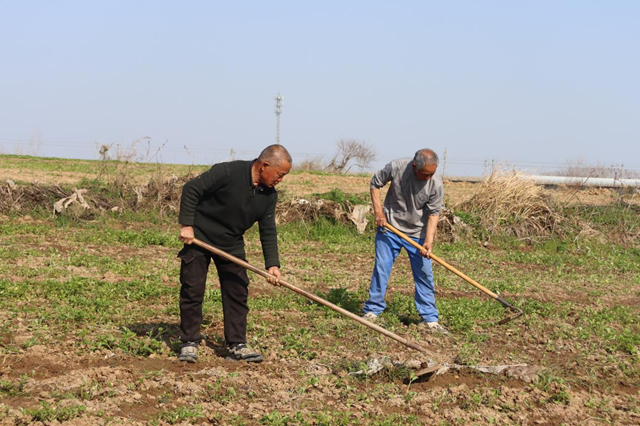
top-left (0, 163), bottom-right (639, 424)
top-left (1, 317), bottom-right (638, 425)
top-left (1, 237), bottom-right (638, 425)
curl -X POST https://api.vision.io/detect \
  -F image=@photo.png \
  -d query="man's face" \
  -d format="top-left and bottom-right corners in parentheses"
top-left (413, 163), bottom-right (437, 181)
top-left (259, 161), bottom-right (292, 187)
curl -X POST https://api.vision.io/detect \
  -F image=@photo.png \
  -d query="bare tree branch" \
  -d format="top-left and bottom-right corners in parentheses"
top-left (326, 139), bottom-right (376, 174)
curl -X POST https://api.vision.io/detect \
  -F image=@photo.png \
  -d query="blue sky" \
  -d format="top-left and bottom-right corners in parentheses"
top-left (1, 1), bottom-right (638, 175)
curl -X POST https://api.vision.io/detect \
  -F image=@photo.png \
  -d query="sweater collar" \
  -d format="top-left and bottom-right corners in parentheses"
top-left (248, 159), bottom-right (266, 192)
top-left (247, 160), bottom-right (255, 188)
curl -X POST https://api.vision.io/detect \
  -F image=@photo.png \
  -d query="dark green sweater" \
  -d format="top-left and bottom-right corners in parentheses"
top-left (178, 160), bottom-right (280, 268)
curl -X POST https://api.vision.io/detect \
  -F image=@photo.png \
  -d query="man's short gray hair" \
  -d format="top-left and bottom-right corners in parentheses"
top-left (258, 144), bottom-right (292, 166)
top-left (413, 149), bottom-right (439, 169)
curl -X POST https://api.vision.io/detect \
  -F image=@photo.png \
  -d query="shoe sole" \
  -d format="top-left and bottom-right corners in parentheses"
top-left (226, 355), bottom-right (264, 363)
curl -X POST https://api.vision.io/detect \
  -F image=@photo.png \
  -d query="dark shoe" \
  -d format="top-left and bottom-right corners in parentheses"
top-left (178, 342), bottom-right (198, 363)
top-left (227, 343), bottom-right (263, 363)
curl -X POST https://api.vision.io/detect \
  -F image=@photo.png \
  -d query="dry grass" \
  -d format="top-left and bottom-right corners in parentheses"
top-left (277, 198), bottom-right (345, 224)
top-left (5, 164), bottom-right (637, 246)
top-left (436, 208), bottom-right (473, 242)
top-left (0, 178), bottom-right (356, 227)
top-left (0, 170), bottom-right (573, 242)
top-left (123, 171), bottom-right (190, 215)
top-left (456, 170), bottom-right (562, 239)
top-left (0, 172), bottom-right (193, 218)
top-left (0, 181), bottom-right (70, 214)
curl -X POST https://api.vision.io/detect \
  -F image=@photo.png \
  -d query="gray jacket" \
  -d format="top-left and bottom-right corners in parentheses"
top-left (370, 158), bottom-right (443, 239)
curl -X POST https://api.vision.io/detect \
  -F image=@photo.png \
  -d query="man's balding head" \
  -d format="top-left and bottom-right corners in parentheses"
top-left (254, 145), bottom-right (292, 188)
top-left (258, 145), bottom-right (292, 167)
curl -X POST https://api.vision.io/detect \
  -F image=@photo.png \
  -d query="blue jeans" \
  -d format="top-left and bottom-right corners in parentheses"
top-left (363, 228), bottom-right (439, 322)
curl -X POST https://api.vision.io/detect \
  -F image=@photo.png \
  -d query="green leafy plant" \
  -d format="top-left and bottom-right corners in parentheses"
top-left (26, 402), bottom-right (86, 422)
top-left (158, 405), bottom-right (204, 425)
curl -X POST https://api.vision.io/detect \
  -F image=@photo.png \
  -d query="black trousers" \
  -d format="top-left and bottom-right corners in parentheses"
top-left (178, 245), bottom-right (250, 345)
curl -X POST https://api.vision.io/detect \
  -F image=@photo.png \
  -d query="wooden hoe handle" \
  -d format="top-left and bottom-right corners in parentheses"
top-left (383, 224), bottom-right (518, 311)
top-left (190, 238), bottom-right (440, 359)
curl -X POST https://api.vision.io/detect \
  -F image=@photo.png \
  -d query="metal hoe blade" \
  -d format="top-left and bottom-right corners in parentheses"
top-left (496, 296), bottom-right (524, 325)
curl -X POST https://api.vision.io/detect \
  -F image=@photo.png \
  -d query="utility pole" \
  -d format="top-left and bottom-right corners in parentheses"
top-left (274, 93), bottom-right (283, 144)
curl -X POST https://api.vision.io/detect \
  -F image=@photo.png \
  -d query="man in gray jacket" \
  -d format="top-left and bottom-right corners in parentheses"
top-left (362, 149), bottom-right (448, 333)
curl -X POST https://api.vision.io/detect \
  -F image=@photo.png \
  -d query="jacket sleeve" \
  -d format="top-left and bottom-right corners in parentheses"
top-left (178, 164), bottom-right (227, 226)
top-left (370, 162), bottom-right (394, 189)
top-left (258, 194), bottom-right (280, 269)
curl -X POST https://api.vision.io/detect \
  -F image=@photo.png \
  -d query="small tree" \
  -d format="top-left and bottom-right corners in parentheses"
top-left (326, 139), bottom-right (376, 174)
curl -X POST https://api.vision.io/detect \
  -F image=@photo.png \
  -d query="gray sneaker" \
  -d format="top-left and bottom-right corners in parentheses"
top-left (361, 312), bottom-right (379, 323)
top-left (178, 342), bottom-right (198, 363)
top-left (420, 321), bottom-right (450, 334)
top-left (228, 343), bottom-right (263, 363)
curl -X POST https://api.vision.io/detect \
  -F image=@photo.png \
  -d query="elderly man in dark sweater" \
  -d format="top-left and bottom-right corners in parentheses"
top-left (177, 145), bottom-right (292, 363)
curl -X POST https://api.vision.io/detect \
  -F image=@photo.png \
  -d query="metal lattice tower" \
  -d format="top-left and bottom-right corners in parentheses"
top-left (274, 93), bottom-right (283, 144)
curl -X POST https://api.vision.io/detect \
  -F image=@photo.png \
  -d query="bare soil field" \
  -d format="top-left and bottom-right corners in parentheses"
top-left (0, 155), bottom-right (638, 425)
